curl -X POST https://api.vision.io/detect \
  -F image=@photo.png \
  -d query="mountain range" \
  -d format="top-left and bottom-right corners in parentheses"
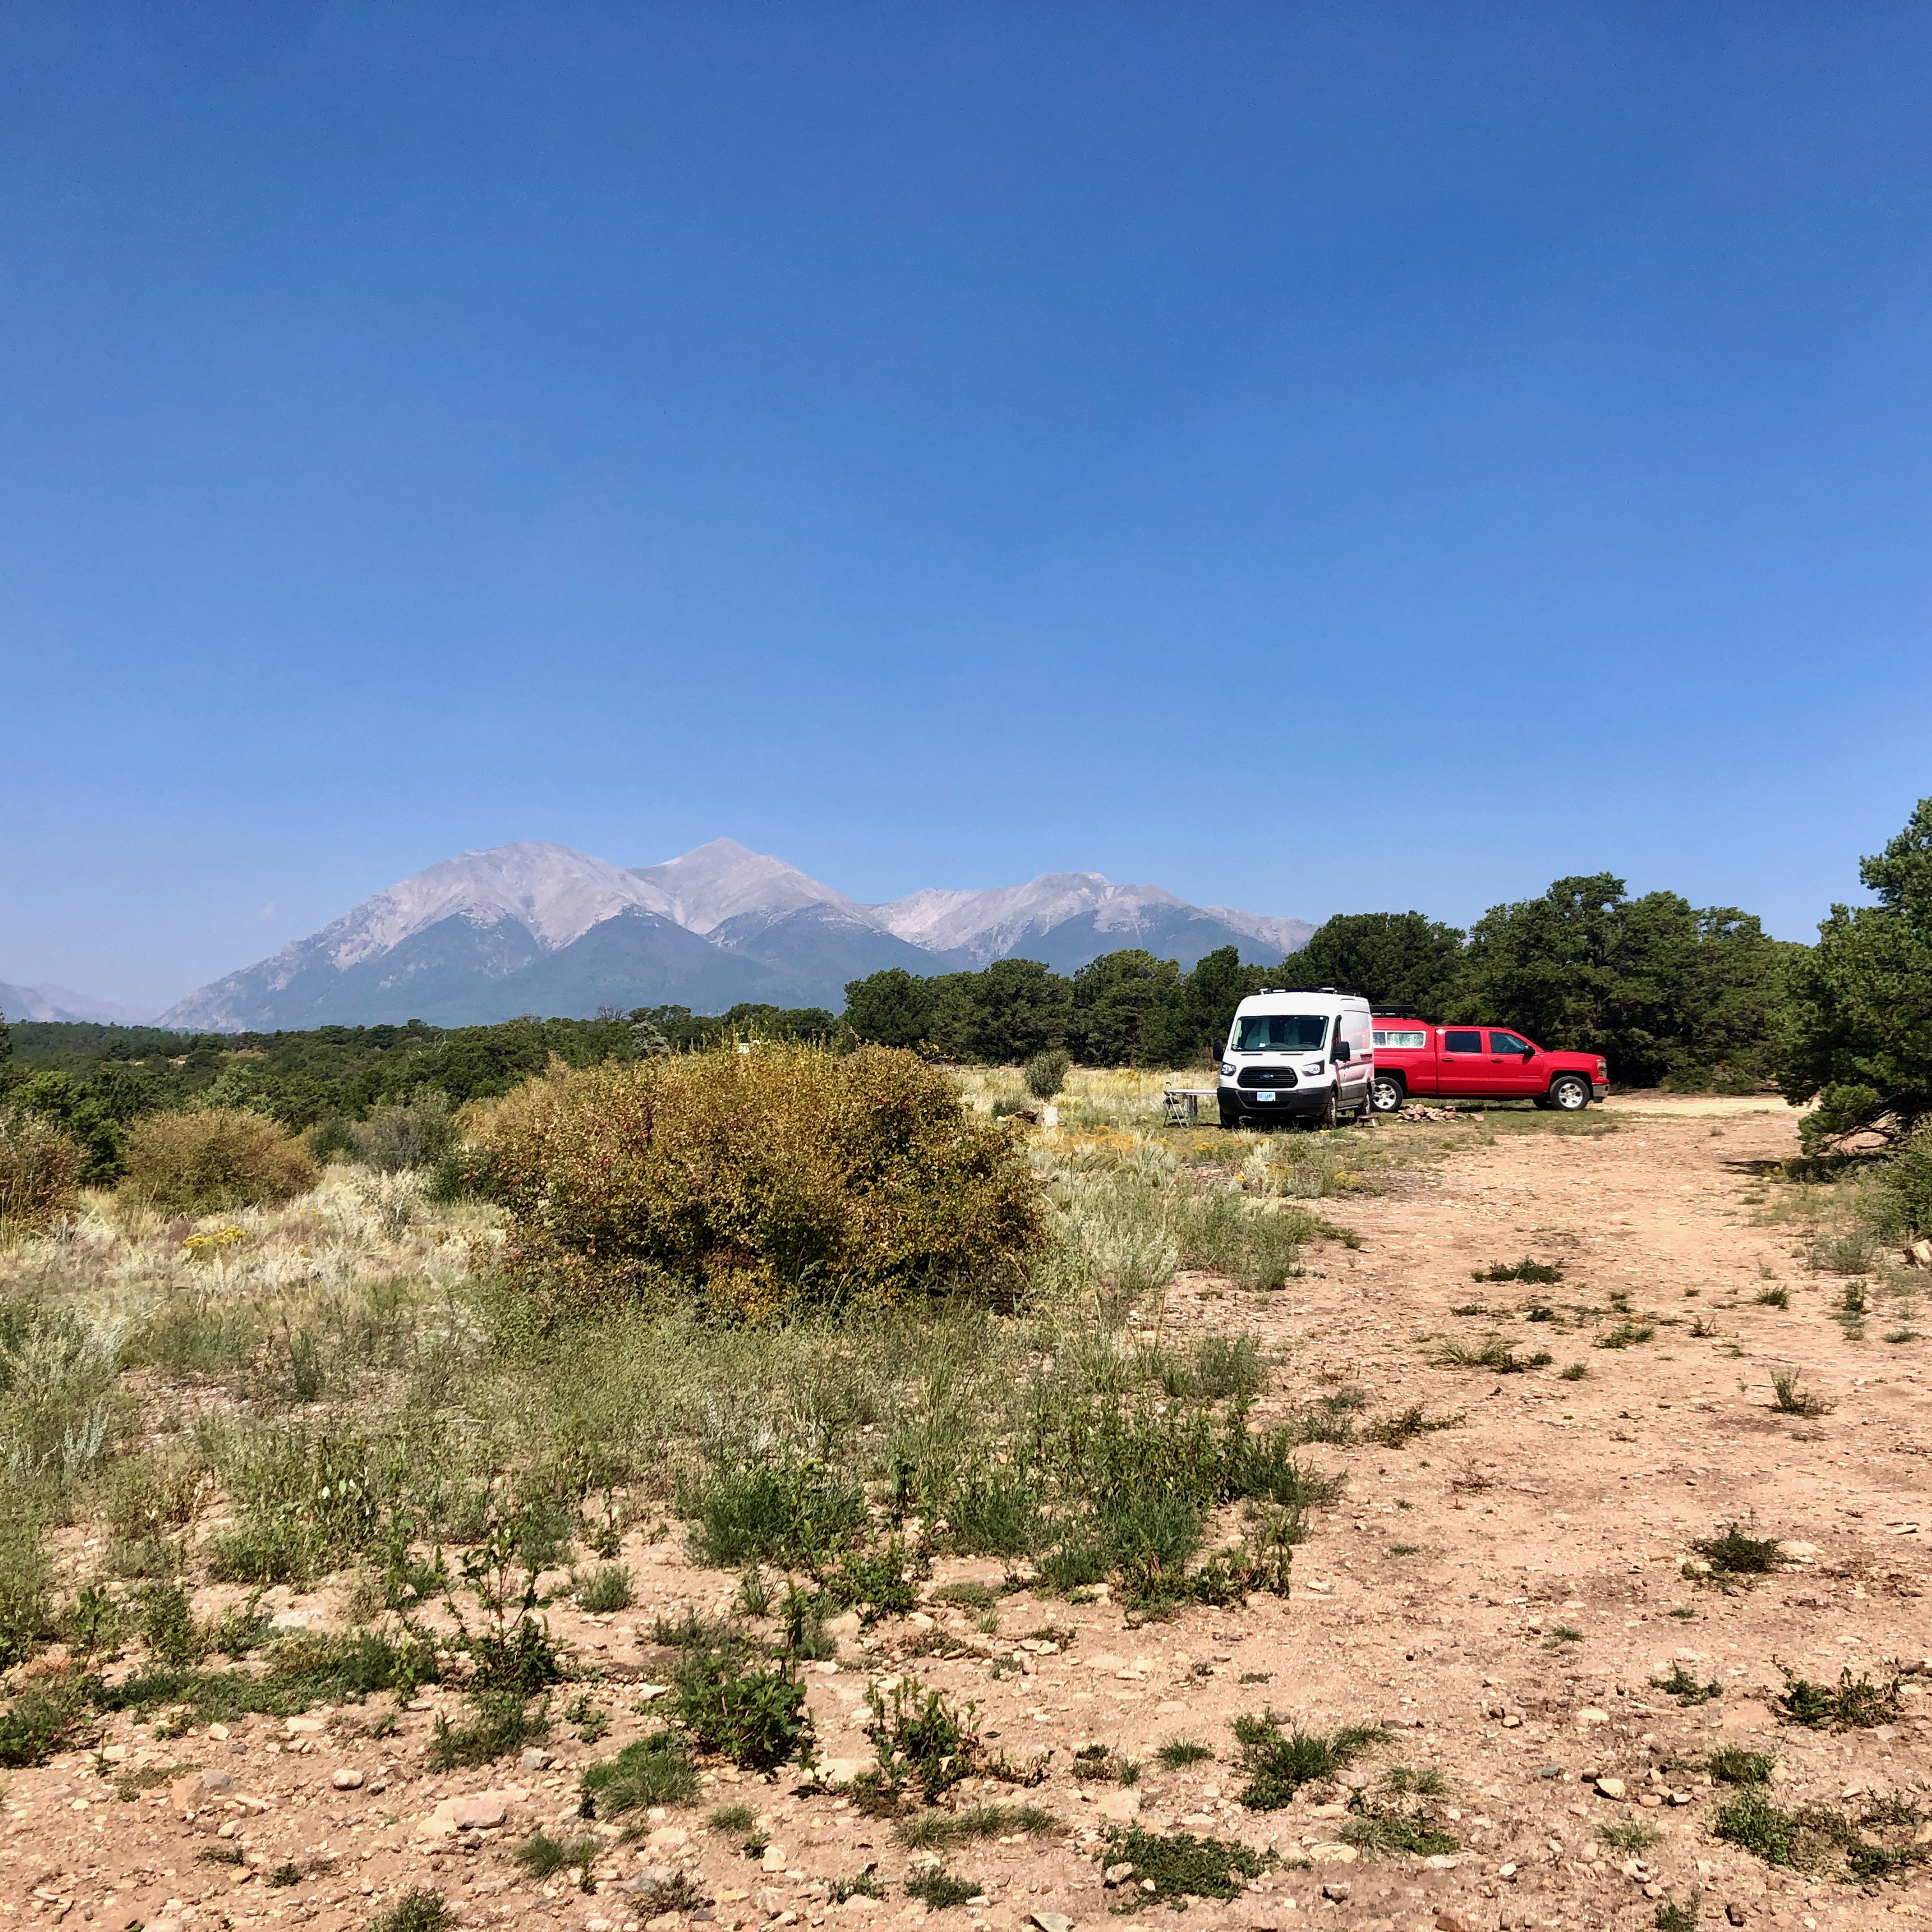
top-left (135, 839), bottom-right (1312, 1032)
top-left (0, 981), bottom-right (162, 1026)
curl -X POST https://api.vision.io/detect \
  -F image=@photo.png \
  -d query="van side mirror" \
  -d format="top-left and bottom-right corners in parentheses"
top-left (1333, 1041), bottom-right (1351, 1062)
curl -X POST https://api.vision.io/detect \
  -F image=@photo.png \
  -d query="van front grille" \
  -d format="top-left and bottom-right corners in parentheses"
top-left (1237, 1068), bottom-right (1299, 1090)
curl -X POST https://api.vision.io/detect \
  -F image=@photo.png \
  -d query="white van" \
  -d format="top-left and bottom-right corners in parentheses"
top-left (1218, 986), bottom-right (1374, 1130)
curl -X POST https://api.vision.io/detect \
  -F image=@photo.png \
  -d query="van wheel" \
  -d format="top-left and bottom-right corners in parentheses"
top-left (1218, 1099), bottom-right (1243, 1130)
top-left (1312, 1090), bottom-right (1338, 1131)
top-left (1549, 1075), bottom-right (1590, 1111)
top-left (1370, 1075), bottom-right (1405, 1113)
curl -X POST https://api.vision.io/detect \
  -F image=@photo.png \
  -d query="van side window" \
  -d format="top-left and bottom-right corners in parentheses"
top-left (1443, 1029), bottom-right (1483, 1054)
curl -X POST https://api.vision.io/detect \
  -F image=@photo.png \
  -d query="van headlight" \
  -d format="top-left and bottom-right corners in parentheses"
top-left (1220, 1061), bottom-right (1234, 1077)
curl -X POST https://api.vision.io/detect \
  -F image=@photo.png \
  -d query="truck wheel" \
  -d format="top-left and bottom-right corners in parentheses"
top-left (1549, 1075), bottom-right (1590, 1111)
top-left (1370, 1075), bottom-right (1405, 1113)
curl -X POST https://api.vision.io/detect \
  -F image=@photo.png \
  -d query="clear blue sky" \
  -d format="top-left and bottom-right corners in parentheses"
top-left (4, 3), bottom-right (1931, 1008)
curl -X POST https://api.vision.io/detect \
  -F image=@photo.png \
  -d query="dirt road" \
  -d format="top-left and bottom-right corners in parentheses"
top-left (6, 1108), bottom-right (1927, 1932)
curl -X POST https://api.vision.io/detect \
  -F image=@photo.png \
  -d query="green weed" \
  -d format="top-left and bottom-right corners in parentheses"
top-left (1099, 1826), bottom-right (1264, 1904)
top-left (580, 1731), bottom-right (698, 1817)
top-left (1231, 1713), bottom-right (1385, 1809)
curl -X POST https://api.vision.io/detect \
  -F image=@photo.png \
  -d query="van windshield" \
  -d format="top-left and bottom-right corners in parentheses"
top-left (1234, 1013), bottom-right (1330, 1053)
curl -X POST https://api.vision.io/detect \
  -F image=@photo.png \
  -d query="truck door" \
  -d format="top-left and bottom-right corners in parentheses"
top-left (1438, 1027), bottom-right (1487, 1094)
top-left (1486, 1029), bottom-right (1542, 1096)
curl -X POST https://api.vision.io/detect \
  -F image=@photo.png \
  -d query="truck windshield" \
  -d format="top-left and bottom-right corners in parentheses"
top-left (1234, 1014), bottom-right (1330, 1052)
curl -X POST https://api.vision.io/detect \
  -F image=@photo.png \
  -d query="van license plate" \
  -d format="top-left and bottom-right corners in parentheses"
top-left (1257, 1091), bottom-right (1276, 1102)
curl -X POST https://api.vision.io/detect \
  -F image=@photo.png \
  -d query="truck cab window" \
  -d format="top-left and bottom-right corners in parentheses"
top-left (1443, 1029), bottom-right (1483, 1054)
top-left (1489, 1031), bottom-right (1531, 1055)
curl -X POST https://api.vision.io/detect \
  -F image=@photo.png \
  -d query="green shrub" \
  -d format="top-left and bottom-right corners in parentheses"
top-left (862, 1675), bottom-right (979, 1805)
top-left (369, 1892), bottom-right (455, 1932)
top-left (572, 1564), bottom-right (633, 1613)
top-left (904, 1869), bottom-right (976, 1910)
top-left (514, 1830), bottom-right (601, 1880)
top-left (673, 1647), bottom-right (813, 1771)
top-left (1023, 1050), bottom-right (1071, 1101)
top-left (1872, 1122), bottom-right (1932, 1240)
top-left (136, 1583), bottom-right (206, 1666)
top-left (0, 1303), bottom-right (119, 1487)
top-left (121, 1108), bottom-right (318, 1215)
top-left (426, 1692), bottom-right (549, 1771)
top-left (580, 1731), bottom-right (698, 1816)
top-left (683, 1459), bottom-right (867, 1569)
top-left (0, 1115), bottom-right (84, 1235)
top-left (0, 1682), bottom-right (86, 1767)
top-left (471, 1045), bottom-right (1046, 1322)
top-left (1098, 1826), bottom-right (1263, 1905)
top-left (349, 1087), bottom-right (459, 1174)
top-left (1232, 1713), bottom-right (1385, 1809)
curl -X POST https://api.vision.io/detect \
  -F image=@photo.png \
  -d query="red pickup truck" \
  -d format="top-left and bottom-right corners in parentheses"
top-left (1368, 1017), bottom-right (1609, 1114)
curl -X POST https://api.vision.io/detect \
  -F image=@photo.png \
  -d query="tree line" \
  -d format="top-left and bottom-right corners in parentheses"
top-left (843, 869), bottom-right (1795, 1091)
top-left (8, 797), bottom-right (1932, 1161)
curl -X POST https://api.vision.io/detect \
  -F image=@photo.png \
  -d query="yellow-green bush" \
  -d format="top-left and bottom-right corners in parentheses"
top-left (0, 1114), bottom-right (84, 1236)
top-left (473, 1045), bottom-right (1046, 1322)
top-left (121, 1108), bottom-right (318, 1215)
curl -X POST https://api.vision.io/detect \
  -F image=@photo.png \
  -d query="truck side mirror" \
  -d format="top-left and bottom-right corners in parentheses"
top-left (1522, 1045), bottom-right (1536, 1059)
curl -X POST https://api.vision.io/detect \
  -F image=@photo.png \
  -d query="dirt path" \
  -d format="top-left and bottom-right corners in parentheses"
top-left (6, 1112), bottom-right (1928, 1932)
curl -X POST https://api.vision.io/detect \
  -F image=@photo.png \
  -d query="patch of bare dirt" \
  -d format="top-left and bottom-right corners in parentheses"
top-left (5, 1112), bottom-right (1928, 1932)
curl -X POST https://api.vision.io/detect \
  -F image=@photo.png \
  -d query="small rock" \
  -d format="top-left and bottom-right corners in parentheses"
top-left (1103, 1864), bottom-right (1135, 1887)
top-left (646, 1826), bottom-right (690, 1850)
top-left (906, 1613), bottom-right (935, 1631)
top-left (1595, 1778), bottom-right (1626, 1800)
top-left (1575, 1707), bottom-right (1609, 1725)
top-left (1335, 1770), bottom-right (1369, 1790)
top-left (1436, 1914), bottom-right (1470, 1932)
top-left (207, 1724), bottom-right (229, 1742)
top-left (199, 1770), bottom-right (237, 1794)
top-left (1726, 1907), bottom-right (1747, 1927)
top-left (100, 1744), bottom-right (127, 1763)
top-left (285, 1715), bottom-right (325, 1733)
top-left (1422, 1853), bottom-right (1458, 1871)
top-left (452, 1793), bottom-right (508, 1830)
top-left (520, 1747), bottom-right (552, 1771)
top-left (1319, 1883), bottom-right (1351, 1903)
top-left (1094, 1790), bottom-right (1140, 1823)
top-left (625, 1867), bottom-right (680, 1896)
top-left (824, 1611), bottom-right (862, 1641)
top-left (1031, 1914), bottom-right (1073, 1932)
top-left (1308, 1844), bottom-right (1357, 1865)
top-left (332, 1768), bottom-right (364, 1790)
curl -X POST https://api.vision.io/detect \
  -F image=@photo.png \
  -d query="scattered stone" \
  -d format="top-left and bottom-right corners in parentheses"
top-left (626, 1868), bottom-right (680, 1896)
top-left (520, 1747), bottom-right (552, 1771)
top-left (1103, 1864), bottom-right (1135, 1888)
top-left (285, 1715), bottom-right (325, 1734)
top-left (199, 1770), bottom-right (237, 1795)
top-left (332, 1768), bottom-right (364, 1790)
top-left (1319, 1883), bottom-right (1351, 1903)
top-left (1031, 1913), bottom-right (1073, 1932)
top-left (1094, 1790), bottom-right (1140, 1823)
top-left (1726, 1908), bottom-right (1747, 1927)
top-left (1594, 1778), bottom-right (1626, 1800)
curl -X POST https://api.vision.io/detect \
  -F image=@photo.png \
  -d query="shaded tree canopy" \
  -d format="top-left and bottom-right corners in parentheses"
top-left (1775, 795), bottom-right (1932, 1144)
